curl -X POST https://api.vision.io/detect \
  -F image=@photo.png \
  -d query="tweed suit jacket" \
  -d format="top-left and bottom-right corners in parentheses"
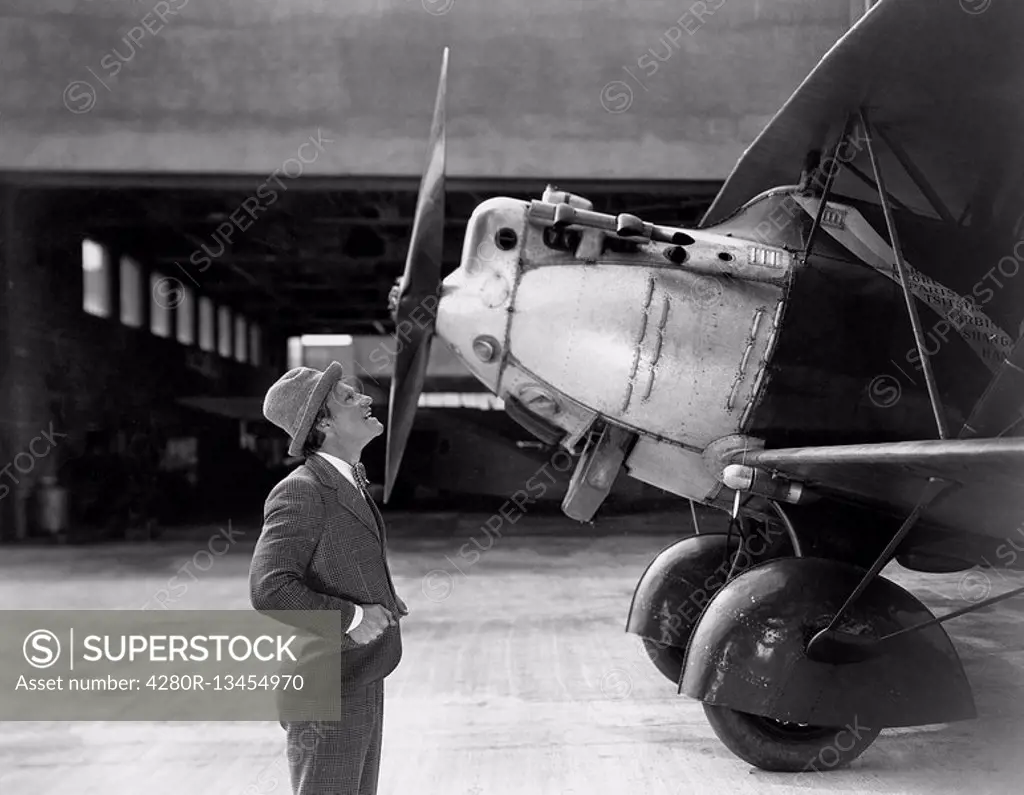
top-left (249, 453), bottom-right (402, 693)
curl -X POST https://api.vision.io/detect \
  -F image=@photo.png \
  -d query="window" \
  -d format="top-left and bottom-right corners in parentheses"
top-left (218, 306), bottom-right (232, 357)
top-left (82, 239), bottom-right (111, 318)
top-left (150, 272), bottom-right (171, 338)
top-left (234, 315), bottom-right (247, 362)
top-left (198, 296), bottom-right (215, 352)
top-left (417, 392), bottom-right (505, 410)
top-left (249, 323), bottom-right (262, 365)
top-left (300, 334), bottom-right (353, 346)
top-left (287, 336), bottom-right (303, 369)
top-left (176, 284), bottom-right (195, 345)
top-left (119, 256), bottom-right (142, 327)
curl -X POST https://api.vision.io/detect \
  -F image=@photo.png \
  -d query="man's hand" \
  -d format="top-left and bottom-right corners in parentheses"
top-left (348, 604), bottom-right (396, 645)
top-left (387, 278), bottom-right (402, 319)
top-left (396, 596), bottom-right (409, 617)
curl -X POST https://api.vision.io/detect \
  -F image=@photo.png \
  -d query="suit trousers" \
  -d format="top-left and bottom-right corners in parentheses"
top-left (282, 680), bottom-right (385, 795)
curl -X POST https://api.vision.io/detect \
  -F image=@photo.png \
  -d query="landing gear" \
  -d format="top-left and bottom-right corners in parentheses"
top-left (626, 532), bottom-right (739, 684)
top-left (679, 557), bottom-right (975, 771)
top-left (640, 638), bottom-right (685, 683)
top-left (626, 515), bottom-right (792, 684)
top-left (626, 509), bottom-right (979, 773)
top-left (702, 705), bottom-right (880, 772)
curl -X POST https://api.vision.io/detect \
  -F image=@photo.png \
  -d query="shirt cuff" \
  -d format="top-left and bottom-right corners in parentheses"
top-left (347, 605), bottom-right (364, 633)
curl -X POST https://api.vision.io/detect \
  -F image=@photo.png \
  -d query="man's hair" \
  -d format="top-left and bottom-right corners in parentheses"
top-left (301, 398), bottom-right (333, 458)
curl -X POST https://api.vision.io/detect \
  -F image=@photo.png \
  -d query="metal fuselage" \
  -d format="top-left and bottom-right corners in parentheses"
top-left (431, 186), bottom-right (1008, 552)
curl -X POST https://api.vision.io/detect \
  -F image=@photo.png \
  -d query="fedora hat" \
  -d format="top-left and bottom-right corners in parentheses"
top-left (263, 361), bottom-right (344, 457)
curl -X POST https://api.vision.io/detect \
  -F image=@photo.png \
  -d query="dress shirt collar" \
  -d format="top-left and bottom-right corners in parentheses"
top-left (316, 451), bottom-right (359, 489)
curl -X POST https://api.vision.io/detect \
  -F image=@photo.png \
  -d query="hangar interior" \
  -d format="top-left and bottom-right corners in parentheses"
top-left (0, 0), bottom-right (868, 542)
top-left (0, 176), bottom-right (717, 542)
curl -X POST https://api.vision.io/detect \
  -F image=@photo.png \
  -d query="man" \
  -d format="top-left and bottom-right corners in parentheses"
top-left (250, 361), bottom-right (408, 795)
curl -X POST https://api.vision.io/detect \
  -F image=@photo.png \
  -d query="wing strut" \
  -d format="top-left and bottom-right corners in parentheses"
top-left (860, 108), bottom-right (949, 440)
top-left (799, 109), bottom-right (959, 663)
top-left (805, 476), bottom-right (951, 664)
top-left (836, 578), bottom-right (1024, 662)
top-left (802, 113), bottom-right (853, 264)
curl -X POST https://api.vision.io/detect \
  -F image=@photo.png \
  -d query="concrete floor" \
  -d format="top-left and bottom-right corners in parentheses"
top-left (1, 515), bottom-right (1023, 794)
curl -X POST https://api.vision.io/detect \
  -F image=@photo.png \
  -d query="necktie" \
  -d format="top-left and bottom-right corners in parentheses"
top-left (353, 462), bottom-right (383, 536)
top-left (352, 462), bottom-right (370, 496)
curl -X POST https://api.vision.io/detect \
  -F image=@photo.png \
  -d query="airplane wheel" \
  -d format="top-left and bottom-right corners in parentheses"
top-left (631, 533), bottom-right (739, 685)
top-left (702, 704), bottom-right (880, 772)
top-left (640, 638), bottom-right (686, 683)
top-left (630, 522), bottom-right (792, 686)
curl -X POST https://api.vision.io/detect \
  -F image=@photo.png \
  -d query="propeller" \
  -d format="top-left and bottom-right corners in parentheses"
top-left (384, 47), bottom-right (448, 503)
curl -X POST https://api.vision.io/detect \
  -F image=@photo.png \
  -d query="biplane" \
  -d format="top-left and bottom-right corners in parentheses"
top-left (383, 0), bottom-right (1024, 771)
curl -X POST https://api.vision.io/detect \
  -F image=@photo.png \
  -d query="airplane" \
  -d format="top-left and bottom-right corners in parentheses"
top-left (381, 0), bottom-right (1024, 772)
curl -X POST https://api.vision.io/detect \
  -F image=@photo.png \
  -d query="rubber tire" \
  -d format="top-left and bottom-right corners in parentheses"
top-left (702, 704), bottom-right (881, 772)
top-left (641, 638), bottom-right (687, 684)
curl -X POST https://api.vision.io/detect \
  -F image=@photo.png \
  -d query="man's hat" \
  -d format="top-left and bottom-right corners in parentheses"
top-left (262, 362), bottom-right (344, 457)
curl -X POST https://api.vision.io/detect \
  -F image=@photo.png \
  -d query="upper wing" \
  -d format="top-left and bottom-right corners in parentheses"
top-left (731, 437), bottom-right (1024, 541)
top-left (700, 0), bottom-right (1024, 231)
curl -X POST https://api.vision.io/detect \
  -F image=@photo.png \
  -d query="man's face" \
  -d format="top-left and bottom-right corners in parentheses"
top-left (322, 379), bottom-right (383, 448)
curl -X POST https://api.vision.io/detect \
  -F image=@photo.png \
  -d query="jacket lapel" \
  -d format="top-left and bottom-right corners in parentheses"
top-left (304, 455), bottom-right (379, 537)
top-left (364, 493), bottom-right (388, 545)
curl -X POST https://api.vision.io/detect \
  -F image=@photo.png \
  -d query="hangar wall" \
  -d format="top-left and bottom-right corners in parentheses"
top-left (0, 0), bottom-right (857, 179)
top-left (0, 188), bottom-right (287, 540)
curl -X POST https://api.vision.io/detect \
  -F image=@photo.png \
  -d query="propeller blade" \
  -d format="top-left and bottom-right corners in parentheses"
top-left (384, 47), bottom-right (448, 503)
